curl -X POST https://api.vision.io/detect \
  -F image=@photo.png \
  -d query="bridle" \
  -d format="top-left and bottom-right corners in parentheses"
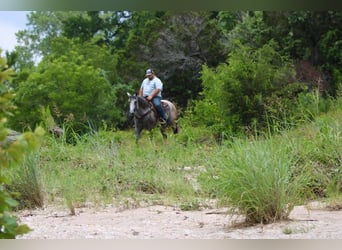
top-left (131, 96), bottom-right (153, 119)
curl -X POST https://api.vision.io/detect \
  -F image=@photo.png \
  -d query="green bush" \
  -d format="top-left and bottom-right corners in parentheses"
top-left (194, 40), bottom-right (296, 136)
top-left (11, 49), bottom-right (117, 135)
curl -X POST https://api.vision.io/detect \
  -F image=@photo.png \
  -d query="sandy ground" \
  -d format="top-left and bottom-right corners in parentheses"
top-left (17, 201), bottom-right (342, 239)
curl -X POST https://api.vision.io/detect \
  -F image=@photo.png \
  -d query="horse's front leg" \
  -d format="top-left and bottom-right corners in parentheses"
top-left (135, 126), bottom-right (143, 143)
top-left (149, 130), bottom-right (154, 141)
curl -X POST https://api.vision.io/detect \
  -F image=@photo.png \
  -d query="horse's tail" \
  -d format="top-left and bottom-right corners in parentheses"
top-left (162, 100), bottom-right (179, 134)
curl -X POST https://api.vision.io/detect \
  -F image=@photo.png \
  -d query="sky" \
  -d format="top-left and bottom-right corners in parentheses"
top-left (0, 11), bottom-right (31, 54)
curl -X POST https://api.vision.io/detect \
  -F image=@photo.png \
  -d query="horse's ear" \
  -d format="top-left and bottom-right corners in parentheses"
top-left (127, 92), bottom-right (131, 97)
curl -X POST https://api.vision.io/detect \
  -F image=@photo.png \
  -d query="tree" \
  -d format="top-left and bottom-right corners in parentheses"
top-left (194, 41), bottom-right (297, 138)
top-left (0, 49), bottom-right (44, 238)
top-left (16, 11), bottom-right (74, 58)
top-left (62, 11), bottom-right (130, 48)
top-left (15, 11), bottom-right (131, 70)
top-left (12, 11), bottom-right (134, 130)
top-left (10, 43), bottom-right (118, 135)
top-left (262, 11), bottom-right (342, 95)
top-left (116, 11), bottom-right (227, 107)
top-left (224, 11), bottom-right (268, 52)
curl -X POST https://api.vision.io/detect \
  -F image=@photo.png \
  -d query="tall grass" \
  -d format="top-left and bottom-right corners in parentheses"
top-left (200, 137), bottom-right (309, 224)
top-left (31, 128), bottom-right (211, 211)
top-left (199, 103), bottom-right (342, 224)
top-left (6, 153), bottom-right (44, 209)
top-left (289, 110), bottom-right (342, 197)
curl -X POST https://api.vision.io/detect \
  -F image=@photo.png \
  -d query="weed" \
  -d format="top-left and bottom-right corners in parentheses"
top-left (282, 225), bottom-right (315, 235)
top-left (6, 153), bottom-right (44, 209)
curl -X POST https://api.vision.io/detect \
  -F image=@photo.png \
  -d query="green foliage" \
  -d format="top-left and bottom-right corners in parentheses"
top-left (10, 11), bottom-right (342, 133)
top-left (2, 12), bottom-right (342, 233)
top-left (173, 113), bottom-right (217, 146)
top-left (6, 153), bottom-right (44, 209)
top-left (197, 96), bottom-right (342, 224)
top-left (3, 95), bottom-right (342, 227)
top-left (195, 40), bottom-right (296, 137)
top-left (62, 11), bottom-right (130, 48)
top-left (0, 185), bottom-right (31, 238)
top-left (11, 45), bottom-right (117, 134)
top-left (225, 11), bottom-right (268, 51)
top-left (262, 11), bottom-right (342, 95)
top-left (15, 11), bottom-right (68, 68)
top-left (290, 111), bottom-right (342, 197)
top-left (192, 65), bottom-right (228, 139)
top-left (217, 11), bottom-right (242, 34)
top-left (49, 36), bottom-right (119, 84)
top-left (0, 50), bottom-right (44, 238)
top-left (264, 86), bottom-right (334, 134)
top-left (116, 11), bottom-right (226, 107)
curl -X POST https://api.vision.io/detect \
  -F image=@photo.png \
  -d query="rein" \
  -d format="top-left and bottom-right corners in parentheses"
top-left (134, 97), bottom-right (154, 119)
top-left (134, 107), bottom-right (152, 119)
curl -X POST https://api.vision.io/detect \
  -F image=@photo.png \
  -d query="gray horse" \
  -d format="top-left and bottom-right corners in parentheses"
top-left (127, 93), bottom-right (179, 142)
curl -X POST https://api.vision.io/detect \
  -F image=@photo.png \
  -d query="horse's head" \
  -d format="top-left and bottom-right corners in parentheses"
top-left (127, 93), bottom-right (151, 114)
top-left (127, 92), bottom-right (137, 115)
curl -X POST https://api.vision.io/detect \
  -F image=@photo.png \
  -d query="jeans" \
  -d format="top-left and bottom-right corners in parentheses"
top-left (152, 96), bottom-right (168, 121)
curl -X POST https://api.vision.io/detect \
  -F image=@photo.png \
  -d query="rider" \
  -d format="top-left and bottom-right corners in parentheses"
top-left (139, 68), bottom-right (168, 124)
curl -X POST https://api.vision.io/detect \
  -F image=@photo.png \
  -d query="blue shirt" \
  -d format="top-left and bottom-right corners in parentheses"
top-left (140, 76), bottom-right (163, 97)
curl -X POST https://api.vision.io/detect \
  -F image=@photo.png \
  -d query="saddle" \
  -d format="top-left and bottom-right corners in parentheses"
top-left (148, 100), bottom-right (169, 119)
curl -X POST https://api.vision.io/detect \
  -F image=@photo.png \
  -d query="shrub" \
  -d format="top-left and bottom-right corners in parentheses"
top-left (194, 40), bottom-right (296, 136)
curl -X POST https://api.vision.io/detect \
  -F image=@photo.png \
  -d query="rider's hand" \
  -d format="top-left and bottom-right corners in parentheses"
top-left (146, 95), bottom-right (152, 101)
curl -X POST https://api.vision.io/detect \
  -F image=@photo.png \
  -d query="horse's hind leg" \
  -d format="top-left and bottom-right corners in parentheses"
top-left (168, 119), bottom-right (179, 134)
top-left (173, 122), bottom-right (179, 134)
top-left (160, 126), bottom-right (167, 139)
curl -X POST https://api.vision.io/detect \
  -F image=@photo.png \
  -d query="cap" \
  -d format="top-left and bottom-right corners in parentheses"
top-left (145, 69), bottom-right (153, 76)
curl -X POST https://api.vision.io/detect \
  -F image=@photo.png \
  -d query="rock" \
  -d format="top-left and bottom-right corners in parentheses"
top-left (49, 126), bottom-right (64, 137)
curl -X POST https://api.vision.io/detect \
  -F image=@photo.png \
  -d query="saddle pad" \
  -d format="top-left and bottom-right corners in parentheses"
top-left (162, 101), bottom-right (168, 108)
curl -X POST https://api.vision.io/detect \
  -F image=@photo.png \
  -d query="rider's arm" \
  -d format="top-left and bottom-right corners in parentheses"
top-left (147, 88), bottom-right (161, 100)
top-left (138, 87), bottom-right (143, 96)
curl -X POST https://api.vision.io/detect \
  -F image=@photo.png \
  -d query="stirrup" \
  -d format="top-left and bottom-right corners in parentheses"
top-left (159, 118), bottom-right (167, 124)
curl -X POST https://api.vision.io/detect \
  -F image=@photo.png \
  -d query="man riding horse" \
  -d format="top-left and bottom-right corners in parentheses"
top-left (139, 69), bottom-right (169, 124)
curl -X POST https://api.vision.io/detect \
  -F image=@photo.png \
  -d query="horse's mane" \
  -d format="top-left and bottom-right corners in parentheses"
top-left (136, 96), bottom-right (150, 110)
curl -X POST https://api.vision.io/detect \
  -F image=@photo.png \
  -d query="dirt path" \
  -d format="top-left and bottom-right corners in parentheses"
top-left (17, 201), bottom-right (342, 239)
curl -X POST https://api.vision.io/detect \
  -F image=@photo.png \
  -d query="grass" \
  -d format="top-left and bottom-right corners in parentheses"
top-left (282, 225), bottom-right (315, 235)
top-left (31, 128), bottom-right (213, 211)
top-left (6, 103), bottom-right (342, 224)
top-left (198, 106), bottom-right (342, 224)
top-left (199, 137), bottom-right (309, 224)
top-left (6, 153), bottom-right (44, 209)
